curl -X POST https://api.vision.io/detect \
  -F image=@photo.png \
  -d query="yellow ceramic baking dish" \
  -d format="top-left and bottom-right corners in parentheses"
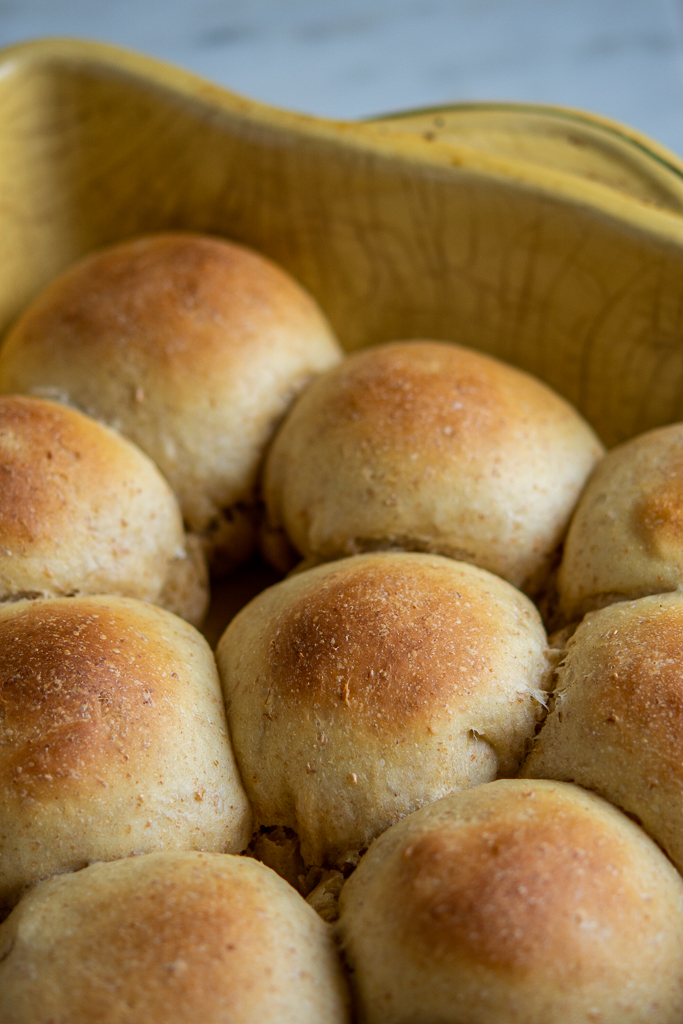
top-left (3, 36), bottom-right (683, 458)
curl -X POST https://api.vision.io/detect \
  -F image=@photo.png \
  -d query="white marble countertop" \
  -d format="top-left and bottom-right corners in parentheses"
top-left (2, 0), bottom-right (683, 155)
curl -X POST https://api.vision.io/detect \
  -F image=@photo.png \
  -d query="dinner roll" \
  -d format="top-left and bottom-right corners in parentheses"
top-left (0, 394), bottom-right (207, 624)
top-left (338, 779), bottom-right (683, 1024)
top-left (261, 340), bottom-right (603, 593)
top-left (0, 596), bottom-right (252, 912)
top-left (0, 233), bottom-right (343, 573)
top-left (521, 592), bottom-right (683, 875)
top-left (0, 851), bottom-right (350, 1024)
top-left (558, 423), bottom-right (683, 622)
top-left (217, 552), bottom-right (552, 880)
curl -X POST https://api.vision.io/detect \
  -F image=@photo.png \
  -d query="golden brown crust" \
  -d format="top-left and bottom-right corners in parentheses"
top-left (0, 395), bottom-right (206, 619)
top-left (395, 810), bottom-right (638, 975)
top-left (267, 558), bottom-right (502, 726)
top-left (263, 340), bottom-right (603, 593)
top-left (575, 611), bottom-right (683, 767)
top-left (0, 596), bottom-right (252, 910)
top-left (521, 592), bottom-right (683, 875)
top-left (558, 424), bottom-right (683, 621)
top-left (217, 553), bottom-right (551, 872)
top-left (315, 339), bottom-right (509, 457)
top-left (0, 396), bottom-right (73, 545)
top-left (11, 232), bottom-right (322, 379)
top-left (0, 234), bottom-right (343, 570)
top-left (637, 471), bottom-right (683, 551)
top-left (1, 601), bottom-right (188, 786)
top-left (338, 780), bottom-right (683, 1024)
top-left (0, 852), bottom-right (350, 1024)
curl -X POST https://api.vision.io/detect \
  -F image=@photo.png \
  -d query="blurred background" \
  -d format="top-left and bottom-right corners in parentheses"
top-left (2, 0), bottom-right (683, 153)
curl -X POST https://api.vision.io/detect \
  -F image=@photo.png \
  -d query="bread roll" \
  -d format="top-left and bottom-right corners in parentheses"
top-left (338, 779), bottom-right (683, 1024)
top-left (0, 394), bottom-right (207, 624)
top-left (0, 233), bottom-right (343, 573)
top-left (558, 424), bottom-right (683, 622)
top-left (0, 851), bottom-right (350, 1024)
top-left (217, 552), bottom-right (552, 879)
top-left (0, 596), bottom-right (252, 912)
top-left (261, 340), bottom-right (603, 593)
top-left (521, 592), bottom-right (683, 875)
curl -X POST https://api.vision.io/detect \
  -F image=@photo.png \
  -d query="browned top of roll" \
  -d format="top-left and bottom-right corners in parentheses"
top-left (1, 598), bottom-right (192, 784)
top-left (218, 553), bottom-right (551, 872)
top-left (0, 234), bottom-right (343, 553)
top-left (265, 554), bottom-right (536, 729)
top-left (0, 394), bottom-right (202, 612)
top-left (0, 394), bottom-right (111, 544)
top-left (0, 852), bottom-right (350, 1024)
top-left (558, 423), bottom-right (683, 621)
top-left (4, 232), bottom-right (320, 379)
top-left (338, 779), bottom-right (683, 1024)
top-left (551, 599), bottom-right (683, 767)
top-left (521, 592), bottom-right (683, 877)
top-left (263, 340), bottom-right (603, 593)
top-left (393, 798), bottom-right (640, 974)
top-left (0, 596), bottom-right (252, 909)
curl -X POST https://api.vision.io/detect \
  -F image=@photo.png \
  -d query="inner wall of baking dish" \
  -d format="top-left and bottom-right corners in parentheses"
top-left (2, 50), bottom-right (683, 447)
